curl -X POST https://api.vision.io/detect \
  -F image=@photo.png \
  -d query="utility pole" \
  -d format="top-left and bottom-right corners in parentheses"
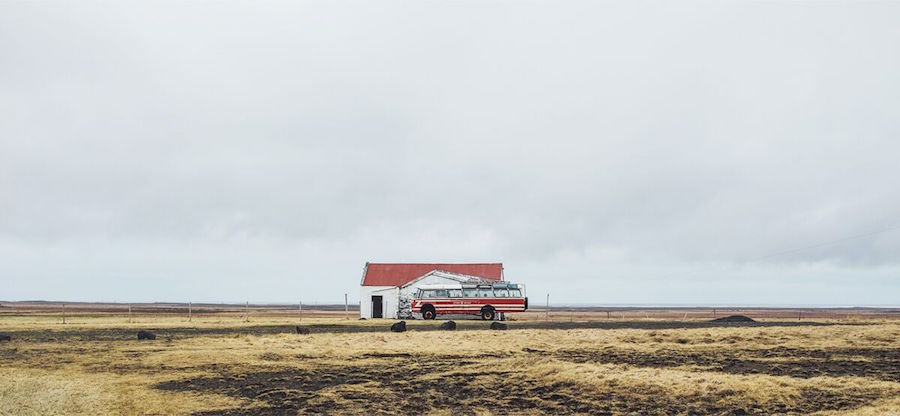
top-left (545, 294), bottom-right (550, 321)
top-left (344, 293), bottom-right (349, 320)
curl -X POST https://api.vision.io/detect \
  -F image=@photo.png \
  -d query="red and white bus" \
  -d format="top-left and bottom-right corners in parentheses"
top-left (411, 282), bottom-right (528, 320)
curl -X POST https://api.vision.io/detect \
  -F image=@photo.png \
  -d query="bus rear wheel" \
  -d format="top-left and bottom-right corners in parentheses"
top-left (481, 308), bottom-right (495, 321)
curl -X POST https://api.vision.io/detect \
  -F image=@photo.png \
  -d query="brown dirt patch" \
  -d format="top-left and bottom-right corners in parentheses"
top-left (551, 346), bottom-right (900, 381)
top-left (156, 354), bottom-right (886, 415)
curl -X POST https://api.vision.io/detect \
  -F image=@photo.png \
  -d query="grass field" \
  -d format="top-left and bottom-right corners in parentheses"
top-left (1, 308), bottom-right (898, 415)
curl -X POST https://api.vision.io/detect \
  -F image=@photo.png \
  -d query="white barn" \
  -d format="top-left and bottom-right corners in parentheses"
top-left (359, 262), bottom-right (504, 319)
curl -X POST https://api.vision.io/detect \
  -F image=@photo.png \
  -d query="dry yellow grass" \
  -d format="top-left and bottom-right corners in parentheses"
top-left (1, 315), bottom-right (898, 415)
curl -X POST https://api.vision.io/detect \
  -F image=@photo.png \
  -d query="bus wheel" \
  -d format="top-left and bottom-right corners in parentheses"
top-left (481, 308), bottom-right (495, 321)
top-left (422, 307), bottom-right (436, 320)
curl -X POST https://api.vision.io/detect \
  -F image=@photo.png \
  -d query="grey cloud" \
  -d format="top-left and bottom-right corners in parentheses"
top-left (1, 1), bottom-right (899, 304)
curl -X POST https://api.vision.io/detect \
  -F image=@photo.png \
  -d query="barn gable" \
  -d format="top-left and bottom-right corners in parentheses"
top-left (400, 270), bottom-right (497, 289)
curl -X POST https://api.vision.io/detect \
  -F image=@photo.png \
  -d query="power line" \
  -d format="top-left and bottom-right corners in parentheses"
top-left (664, 220), bottom-right (899, 283)
top-left (745, 222), bottom-right (900, 263)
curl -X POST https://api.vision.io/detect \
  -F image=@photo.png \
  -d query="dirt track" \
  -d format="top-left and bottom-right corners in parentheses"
top-left (3, 320), bottom-right (837, 342)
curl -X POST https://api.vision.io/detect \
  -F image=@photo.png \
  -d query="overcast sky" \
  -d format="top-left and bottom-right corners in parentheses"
top-left (2, 1), bottom-right (898, 305)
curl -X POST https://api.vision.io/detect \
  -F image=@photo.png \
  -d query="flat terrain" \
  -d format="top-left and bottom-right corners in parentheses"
top-left (1, 306), bottom-right (898, 415)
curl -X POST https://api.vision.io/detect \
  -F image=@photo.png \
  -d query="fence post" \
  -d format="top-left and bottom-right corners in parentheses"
top-left (344, 293), bottom-right (349, 320)
top-left (129, 304), bottom-right (132, 323)
top-left (245, 301), bottom-right (249, 322)
top-left (189, 302), bottom-right (192, 322)
top-left (299, 301), bottom-right (302, 324)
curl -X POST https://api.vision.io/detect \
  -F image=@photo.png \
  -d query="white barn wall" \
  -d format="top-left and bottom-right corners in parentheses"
top-left (359, 285), bottom-right (399, 319)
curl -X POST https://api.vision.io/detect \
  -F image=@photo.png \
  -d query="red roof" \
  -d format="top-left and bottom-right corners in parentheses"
top-left (361, 263), bottom-right (503, 287)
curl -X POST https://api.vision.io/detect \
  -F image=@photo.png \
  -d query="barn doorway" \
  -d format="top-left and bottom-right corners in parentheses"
top-left (372, 295), bottom-right (383, 318)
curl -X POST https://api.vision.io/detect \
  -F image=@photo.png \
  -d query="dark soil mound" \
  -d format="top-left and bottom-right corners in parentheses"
top-left (439, 321), bottom-right (456, 331)
top-left (712, 315), bottom-right (756, 323)
top-left (490, 322), bottom-right (508, 330)
top-left (390, 321), bottom-right (407, 333)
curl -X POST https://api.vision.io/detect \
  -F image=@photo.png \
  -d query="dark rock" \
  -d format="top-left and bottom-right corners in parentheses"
top-left (439, 320), bottom-right (457, 330)
top-left (390, 321), bottom-right (407, 333)
top-left (0, 333), bottom-right (10, 342)
top-left (295, 326), bottom-right (310, 335)
top-left (137, 330), bottom-right (157, 340)
top-left (490, 322), bottom-right (508, 330)
top-left (711, 315), bottom-right (756, 323)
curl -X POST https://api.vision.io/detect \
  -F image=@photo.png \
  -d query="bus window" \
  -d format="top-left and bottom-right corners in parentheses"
top-left (463, 288), bottom-right (478, 297)
top-left (448, 289), bottom-right (462, 298)
top-left (435, 289), bottom-right (449, 297)
top-left (494, 288), bottom-right (510, 297)
top-left (478, 287), bottom-right (493, 297)
top-left (510, 289), bottom-right (522, 297)
top-left (422, 289), bottom-right (436, 298)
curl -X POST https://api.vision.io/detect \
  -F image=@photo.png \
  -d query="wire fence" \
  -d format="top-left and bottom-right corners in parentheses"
top-left (1, 302), bottom-right (897, 324)
top-left (0, 301), bottom-right (360, 324)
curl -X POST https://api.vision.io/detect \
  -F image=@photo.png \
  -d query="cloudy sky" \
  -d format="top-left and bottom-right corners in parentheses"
top-left (2, 1), bottom-right (898, 305)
